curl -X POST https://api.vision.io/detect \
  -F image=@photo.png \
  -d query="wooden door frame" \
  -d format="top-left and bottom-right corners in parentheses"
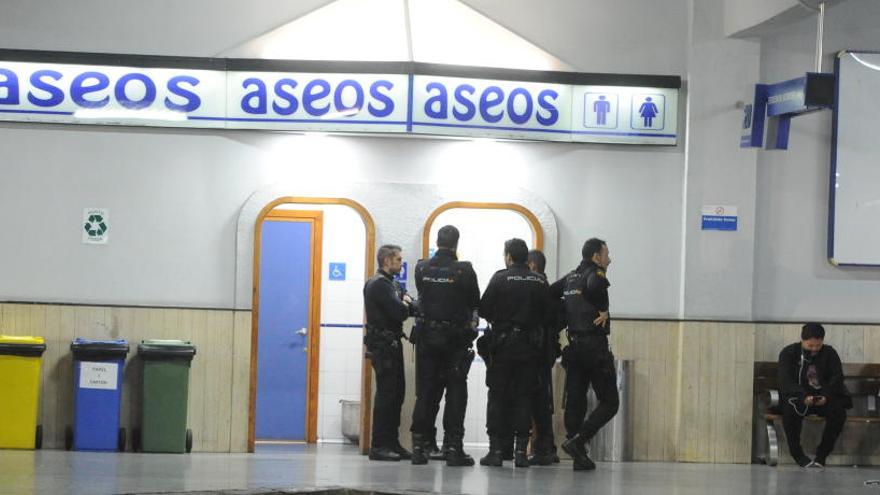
top-left (247, 196), bottom-right (376, 452)
top-left (251, 209), bottom-right (323, 447)
top-left (421, 202), bottom-right (545, 258)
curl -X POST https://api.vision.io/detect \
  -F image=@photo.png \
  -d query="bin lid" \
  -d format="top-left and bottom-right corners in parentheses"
top-left (0, 335), bottom-right (47, 357)
top-left (70, 338), bottom-right (129, 358)
top-left (138, 339), bottom-right (196, 360)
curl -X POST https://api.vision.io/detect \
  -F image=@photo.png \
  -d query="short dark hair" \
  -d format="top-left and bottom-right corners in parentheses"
top-left (437, 225), bottom-right (460, 249)
top-left (377, 244), bottom-right (401, 267)
top-left (801, 322), bottom-right (825, 340)
top-left (582, 238), bottom-right (606, 260)
top-left (527, 249), bottom-right (546, 273)
top-left (504, 238), bottom-right (528, 264)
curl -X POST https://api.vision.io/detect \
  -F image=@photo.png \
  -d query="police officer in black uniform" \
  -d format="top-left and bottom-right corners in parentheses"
top-left (363, 244), bottom-right (415, 461)
top-left (526, 249), bottom-right (565, 465)
top-left (477, 238), bottom-right (550, 468)
top-left (409, 225), bottom-right (480, 466)
top-left (551, 238), bottom-right (618, 471)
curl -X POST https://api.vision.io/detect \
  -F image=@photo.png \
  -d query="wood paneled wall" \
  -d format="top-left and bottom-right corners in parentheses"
top-left (0, 303), bottom-right (250, 453)
top-left (676, 322), bottom-right (755, 463)
top-left (3, 301), bottom-right (878, 462)
top-left (609, 320), bottom-right (682, 461)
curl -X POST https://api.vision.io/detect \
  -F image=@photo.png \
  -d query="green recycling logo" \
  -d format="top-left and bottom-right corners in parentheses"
top-left (84, 214), bottom-right (108, 237)
top-left (82, 209), bottom-right (109, 244)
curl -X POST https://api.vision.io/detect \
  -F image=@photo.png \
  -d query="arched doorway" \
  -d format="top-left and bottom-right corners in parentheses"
top-left (421, 201), bottom-right (544, 447)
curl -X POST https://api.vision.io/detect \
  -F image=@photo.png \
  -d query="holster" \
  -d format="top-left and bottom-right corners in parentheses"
top-left (364, 325), bottom-right (401, 369)
top-left (452, 348), bottom-right (475, 379)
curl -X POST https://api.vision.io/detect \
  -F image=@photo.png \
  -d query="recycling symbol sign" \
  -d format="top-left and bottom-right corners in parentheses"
top-left (82, 208), bottom-right (109, 244)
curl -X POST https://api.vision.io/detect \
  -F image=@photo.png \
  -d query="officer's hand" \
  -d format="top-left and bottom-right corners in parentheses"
top-left (403, 294), bottom-right (413, 305)
top-left (593, 311), bottom-right (609, 327)
top-left (814, 396), bottom-right (827, 406)
top-left (804, 396), bottom-right (815, 406)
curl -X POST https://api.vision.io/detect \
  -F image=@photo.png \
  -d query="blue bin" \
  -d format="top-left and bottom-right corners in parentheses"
top-left (66, 338), bottom-right (130, 452)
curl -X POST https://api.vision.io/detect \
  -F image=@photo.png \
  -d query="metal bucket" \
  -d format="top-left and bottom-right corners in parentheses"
top-left (340, 400), bottom-right (360, 443)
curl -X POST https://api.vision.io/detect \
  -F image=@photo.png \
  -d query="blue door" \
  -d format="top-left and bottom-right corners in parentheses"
top-left (256, 219), bottom-right (314, 441)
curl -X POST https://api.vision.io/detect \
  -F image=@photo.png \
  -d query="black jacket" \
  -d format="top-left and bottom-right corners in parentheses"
top-left (414, 248), bottom-right (480, 323)
top-left (363, 270), bottom-right (410, 334)
top-left (777, 342), bottom-right (852, 408)
top-left (479, 263), bottom-right (550, 331)
top-left (550, 260), bottom-right (610, 334)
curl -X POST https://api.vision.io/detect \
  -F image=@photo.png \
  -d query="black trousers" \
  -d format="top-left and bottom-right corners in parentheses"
top-left (563, 335), bottom-right (620, 440)
top-left (485, 358), bottom-right (537, 438)
top-left (370, 343), bottom-right (405, 448)
top-left (781, 396), bottom-right (847, 461)
top-left (531, 365), bottom-right (557, 452)
top-left (411, 344), bottom-right (472, 441)
top-left (426, 379), bottom-right (452, 445)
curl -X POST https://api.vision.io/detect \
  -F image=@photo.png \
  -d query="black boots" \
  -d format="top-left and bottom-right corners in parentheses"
top-left (391, 442), bottom-right (412, 460)
top-left (528, 450), bottom-right (559, 466)
top-left (410, 434), bottom-right (429, 465)
top-left (528, 437), bottom-right (559, 465)
top-left (368, 445), bottom-right (402, 461)
top-left (479, 437), bottom-right (504, 467)
top-left (562, 434), bottom-right (596, 471)
top-left (514, 436), bottom-right (530, 468)
top-left (445, 439), bottom-right (475, 467)
top-left (480, 436), bottom-right (529, 468)
top-left (428, 437), bottom-right (447, 461)
top-left (500, 435), bottom-right (514, 461)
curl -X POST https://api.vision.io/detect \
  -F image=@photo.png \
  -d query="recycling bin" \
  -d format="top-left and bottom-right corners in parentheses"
top-left (66, 338), bottom-right (130, 451)
top-left (0, 335), bottom-right (47, 449)
top-left (135, 340), bottom-right (196, 453)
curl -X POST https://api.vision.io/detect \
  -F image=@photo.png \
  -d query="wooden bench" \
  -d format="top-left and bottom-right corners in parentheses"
top-left (752, 362), bottom-right (880, 466)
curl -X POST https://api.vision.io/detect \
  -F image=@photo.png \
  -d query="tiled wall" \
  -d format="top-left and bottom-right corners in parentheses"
top-left (426, 207), bottom-right (536, 445)
top-left (277, 204), bottom-right (366, 442)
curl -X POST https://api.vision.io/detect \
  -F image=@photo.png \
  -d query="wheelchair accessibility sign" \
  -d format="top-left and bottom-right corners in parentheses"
top-left (329, 262), bottom-right (346, 281)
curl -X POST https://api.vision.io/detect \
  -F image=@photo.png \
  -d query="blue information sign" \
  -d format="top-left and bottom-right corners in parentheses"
top-left (701, 206), bottom-right (738, 231)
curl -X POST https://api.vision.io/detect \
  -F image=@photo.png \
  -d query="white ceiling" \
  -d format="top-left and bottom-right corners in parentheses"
top-left (219, 0), bottom-right (573, 71)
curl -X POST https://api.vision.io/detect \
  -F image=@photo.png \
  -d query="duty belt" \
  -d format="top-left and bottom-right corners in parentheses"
top-left (366, 325), bottom-right (406, 341)
top-left (493, 322), bottom-right (529, 334)
top-left (567, 328), bottom-right (608, 339)
top-left (422, 319), bottom-right (459, 329)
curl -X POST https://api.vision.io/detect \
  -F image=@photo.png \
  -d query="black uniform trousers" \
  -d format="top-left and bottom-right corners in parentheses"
top-left (531, 365), bottom-right (557, 451)
top-left (781, 396), bottom-right (847, 461)
top-left (486, 357), bottom-right (537, 438)
top-left (563, 334), bottom-right (620, 440)
top-left (370, 343), bottom-right (405, 448)
top-left (411, 344), bottom-right (471, 441)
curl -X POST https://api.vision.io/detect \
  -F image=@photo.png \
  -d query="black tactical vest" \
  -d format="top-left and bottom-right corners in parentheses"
top-left (562, 265), bottom-right (605, 335)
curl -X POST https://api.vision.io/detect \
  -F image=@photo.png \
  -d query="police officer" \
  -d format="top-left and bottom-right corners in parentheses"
top-left (526, 249), bottom-right (564, 465)
top-left (363, 244), bottom-right (414, 461)
top-left (490, 249), bottom-right (562, 464)
top-left (551, 238), bottom-right (618, 471)
top-left (477, 239), bottom-right (550, 468)
top-left (410, 225), bottom-right (480, 466)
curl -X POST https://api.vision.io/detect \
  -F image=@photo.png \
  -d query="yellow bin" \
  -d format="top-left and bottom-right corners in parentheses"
top-left (0, 335), bottom-right (47, 449)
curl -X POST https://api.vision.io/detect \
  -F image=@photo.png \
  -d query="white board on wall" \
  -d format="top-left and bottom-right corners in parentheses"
top-left (829, 51), bottom-right (880, 266)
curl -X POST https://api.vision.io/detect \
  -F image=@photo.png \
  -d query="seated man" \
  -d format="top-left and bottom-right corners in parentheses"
top-left (777, 323), bottom-right (852, 467)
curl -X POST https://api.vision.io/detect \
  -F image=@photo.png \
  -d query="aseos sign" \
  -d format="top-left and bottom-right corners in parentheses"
top-left (0, 52), bottom-right (680, 145)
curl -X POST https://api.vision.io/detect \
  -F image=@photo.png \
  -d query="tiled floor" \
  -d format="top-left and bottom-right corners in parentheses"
top-left (1, 443), bottom-right (879, 495)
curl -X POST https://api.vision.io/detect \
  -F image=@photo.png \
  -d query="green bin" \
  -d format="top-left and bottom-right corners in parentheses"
top-left (135, 340), bottom-right (196, 453)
